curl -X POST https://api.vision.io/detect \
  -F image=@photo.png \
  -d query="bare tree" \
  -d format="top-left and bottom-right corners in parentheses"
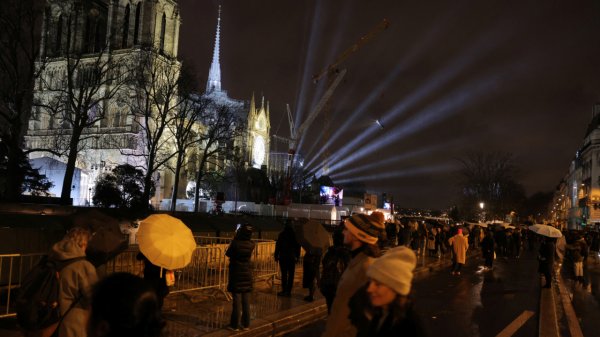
top-left (457, 151), bottom-right (526, 220)
top-left (126, 49), bottom-right (189, 206)
top-left (33, 10), bottom-right (128, 204)
top-left (166, 66), bottom-right (207, 212)
top-left (190, 105), bottom-right (241, 212)
top-left (0, 0), bottom-right (47, 200)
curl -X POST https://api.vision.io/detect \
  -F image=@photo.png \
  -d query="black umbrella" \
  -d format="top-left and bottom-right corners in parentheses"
top-left (70, 209), bottom-right (129, 267)
top-left (293, 218), bottom-right (330, 255)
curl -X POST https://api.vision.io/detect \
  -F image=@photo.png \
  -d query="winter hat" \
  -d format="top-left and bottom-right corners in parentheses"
top-left (344, 212), bottom-right (385, 245)
top-left (367, 246), bottom-right (417, 296)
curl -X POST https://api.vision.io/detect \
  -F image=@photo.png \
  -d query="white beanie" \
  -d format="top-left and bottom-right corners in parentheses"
top-left (367, 246), bottom-right (416, 296)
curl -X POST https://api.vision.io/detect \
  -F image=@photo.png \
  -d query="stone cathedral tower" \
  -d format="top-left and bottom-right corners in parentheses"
top-left (25, 0), bottom-right (181, 206)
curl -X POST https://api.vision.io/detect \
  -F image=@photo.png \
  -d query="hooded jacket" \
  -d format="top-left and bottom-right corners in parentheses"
top-left (448, 233), bottom-right (469, 264)
top-left (48, 238), bottom-right (98, 337)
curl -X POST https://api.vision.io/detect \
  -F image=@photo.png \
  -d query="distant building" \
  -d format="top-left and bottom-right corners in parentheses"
top-left (552, 103), bottom-right (600, 229)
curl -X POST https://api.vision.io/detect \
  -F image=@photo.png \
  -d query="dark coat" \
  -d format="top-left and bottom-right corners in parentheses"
top-left (226, 232), bottom-right (256, 293)
top-left (274, 226), bottom-right (301, 263)
top-left (319, 245), bottom-right (351, 296)
top-left (302, 252), bottom-right (322, 288)
top-left (349, 284), bottom-right (427, 337)
top-left (366, 303), bottom-right (427, 337)
top-left (538, 240), bottom-right (555, 275)
top-left (481, 235), bottom-right (495, 258)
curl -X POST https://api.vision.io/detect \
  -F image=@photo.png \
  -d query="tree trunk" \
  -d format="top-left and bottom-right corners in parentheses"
top-left (143, 162), bottom-right (154, 210)
top-left (60, 136), bottom-right (80, 205)
top-left (193, 159), bottom-right (205, 213)
top-left (170, 151), bottom-right (184, 213)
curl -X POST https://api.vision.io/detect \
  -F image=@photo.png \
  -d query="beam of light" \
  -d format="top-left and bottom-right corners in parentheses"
top-left (334, 162), bottom-right (458, 184)
top-left (307, 25), bottom-right (512, 172)
top-left (295, 3), bottom-right (355, 147)
top-left (299, 13), bottom-right (458, 164)
top-left (329, 139), bottom-right (464, 180)
top-left (293, 2), bottom-right (325, 132)
top-left (320, 68), bottom-right (508, 176)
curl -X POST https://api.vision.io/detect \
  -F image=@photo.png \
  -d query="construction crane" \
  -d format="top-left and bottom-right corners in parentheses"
top-left (272, 18), bottom-right (389, 204)
top-left (272, 69), bottom-right (347, 203)
top-left (313, 18), bottom-right (389, 174)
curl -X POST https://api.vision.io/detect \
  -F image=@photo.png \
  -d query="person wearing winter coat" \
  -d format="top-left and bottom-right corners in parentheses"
top-left (448, 228), bottom-right (469, 275)
top-left (322, 212), bottom-right (385, 337)
top-left (226, 224), bottom-right (256, 331)
top-left (348, 246), bottom-right (427, 337)
top-left (538, 237), bottom-right (555, 288)
top-left (302, 250), bottom-right (322, 301)
top-left (49, 227), bottom-right (98, 337)
top-left (274, 222), bottom-right (301, 297)
top-left (569, 237), bottom-right (586, 283)
top-left (480, 230), bottom-right (495, 270)
top-left (136, 252), bottom-right (169, 309)
top-left (320, 229), bottom-right (351, 313)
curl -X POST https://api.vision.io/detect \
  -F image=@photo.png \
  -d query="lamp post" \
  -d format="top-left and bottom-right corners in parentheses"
top-left (479, 202), bottom-right (485, 222)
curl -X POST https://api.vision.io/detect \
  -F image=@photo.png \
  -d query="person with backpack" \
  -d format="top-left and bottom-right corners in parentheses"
top-left (18, 227), bottom-right (98, 337)
top-left (320, 229), bottom-right (351, 313)
top-left (52, 227), bottom-right (98, 337)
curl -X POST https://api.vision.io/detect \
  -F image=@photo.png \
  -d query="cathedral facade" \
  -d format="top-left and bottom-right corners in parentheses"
top-left (25, 1), bottom-right (270, 207)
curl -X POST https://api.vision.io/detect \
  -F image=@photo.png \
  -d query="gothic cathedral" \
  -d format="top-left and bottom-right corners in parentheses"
top-left (25, 1), bottom-right (270, 207)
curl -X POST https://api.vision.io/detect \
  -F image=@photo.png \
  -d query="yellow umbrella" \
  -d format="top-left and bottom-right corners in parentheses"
top-left (137, 214), bottom-right (197, 270)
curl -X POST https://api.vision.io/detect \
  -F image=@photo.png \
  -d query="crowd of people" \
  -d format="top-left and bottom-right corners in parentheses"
top-left (21, 215), bottom-right (600, 337)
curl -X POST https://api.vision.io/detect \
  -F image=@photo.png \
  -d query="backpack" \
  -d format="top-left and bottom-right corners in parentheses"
top-left (16, 255), bottom-right (84, 333)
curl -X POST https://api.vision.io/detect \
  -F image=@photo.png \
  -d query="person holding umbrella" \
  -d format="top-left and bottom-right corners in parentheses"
top-left (226, 224), bottom-right (256, 331)
top-left (274, 221), bottom-right (300, 297)
top-left (136, 214), bottom-right (197, 310)
top-left (538, 236), bottom-right (556, 288)
top-left (293, 219), bottom-right (330, 302)
top-left (136, 252), bottom-right (170, 309)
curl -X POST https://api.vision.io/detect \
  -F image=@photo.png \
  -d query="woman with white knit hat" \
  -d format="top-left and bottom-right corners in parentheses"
top-left (349, 246), bottom-right (427, 337)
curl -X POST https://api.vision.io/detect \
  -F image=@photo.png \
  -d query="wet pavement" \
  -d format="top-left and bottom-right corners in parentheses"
top-left (4, 246), bottom-right (584, 337)
top-left (557, 254), bottom-right (600, 337)
top-left (162, 249), bottom-right (454, 336)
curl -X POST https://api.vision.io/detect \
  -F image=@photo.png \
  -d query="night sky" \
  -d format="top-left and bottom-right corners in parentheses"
top-left (178, 0), bottom-right (600, 209)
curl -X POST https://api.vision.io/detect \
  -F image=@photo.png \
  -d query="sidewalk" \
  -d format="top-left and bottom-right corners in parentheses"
top-left (167, 250), bottom-right (456, 337)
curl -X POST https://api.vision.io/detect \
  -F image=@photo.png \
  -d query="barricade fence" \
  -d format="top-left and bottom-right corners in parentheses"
top-left (0, 253), bottom-right (45, 318)
top-left (0, 238), bottom-right (278, 319)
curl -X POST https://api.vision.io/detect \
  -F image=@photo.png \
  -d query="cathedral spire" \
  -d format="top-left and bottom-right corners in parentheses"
top-left (206, 5), bottom-right (222, 93)
top-left (250, 92), bottom-right (256, 115)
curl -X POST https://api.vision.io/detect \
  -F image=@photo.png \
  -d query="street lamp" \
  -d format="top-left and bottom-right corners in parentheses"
top-left (479, 202), bottom-right (485, 222)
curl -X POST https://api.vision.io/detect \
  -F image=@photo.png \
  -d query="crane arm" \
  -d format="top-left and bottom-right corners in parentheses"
top-left (272, 134), bottom-right (292, 144)
top-left (286, 104), bottom-right (296, 140)
top-left (312, 18), bottom-right (390, 83)
top-left (293, 68), bottom-right (347, 149)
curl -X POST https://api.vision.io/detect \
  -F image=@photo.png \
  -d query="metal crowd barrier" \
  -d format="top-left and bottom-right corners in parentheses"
top-left (0, 253), bottom-right (45, 318)
top-left (0, 238), bottom-right (278, 319)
